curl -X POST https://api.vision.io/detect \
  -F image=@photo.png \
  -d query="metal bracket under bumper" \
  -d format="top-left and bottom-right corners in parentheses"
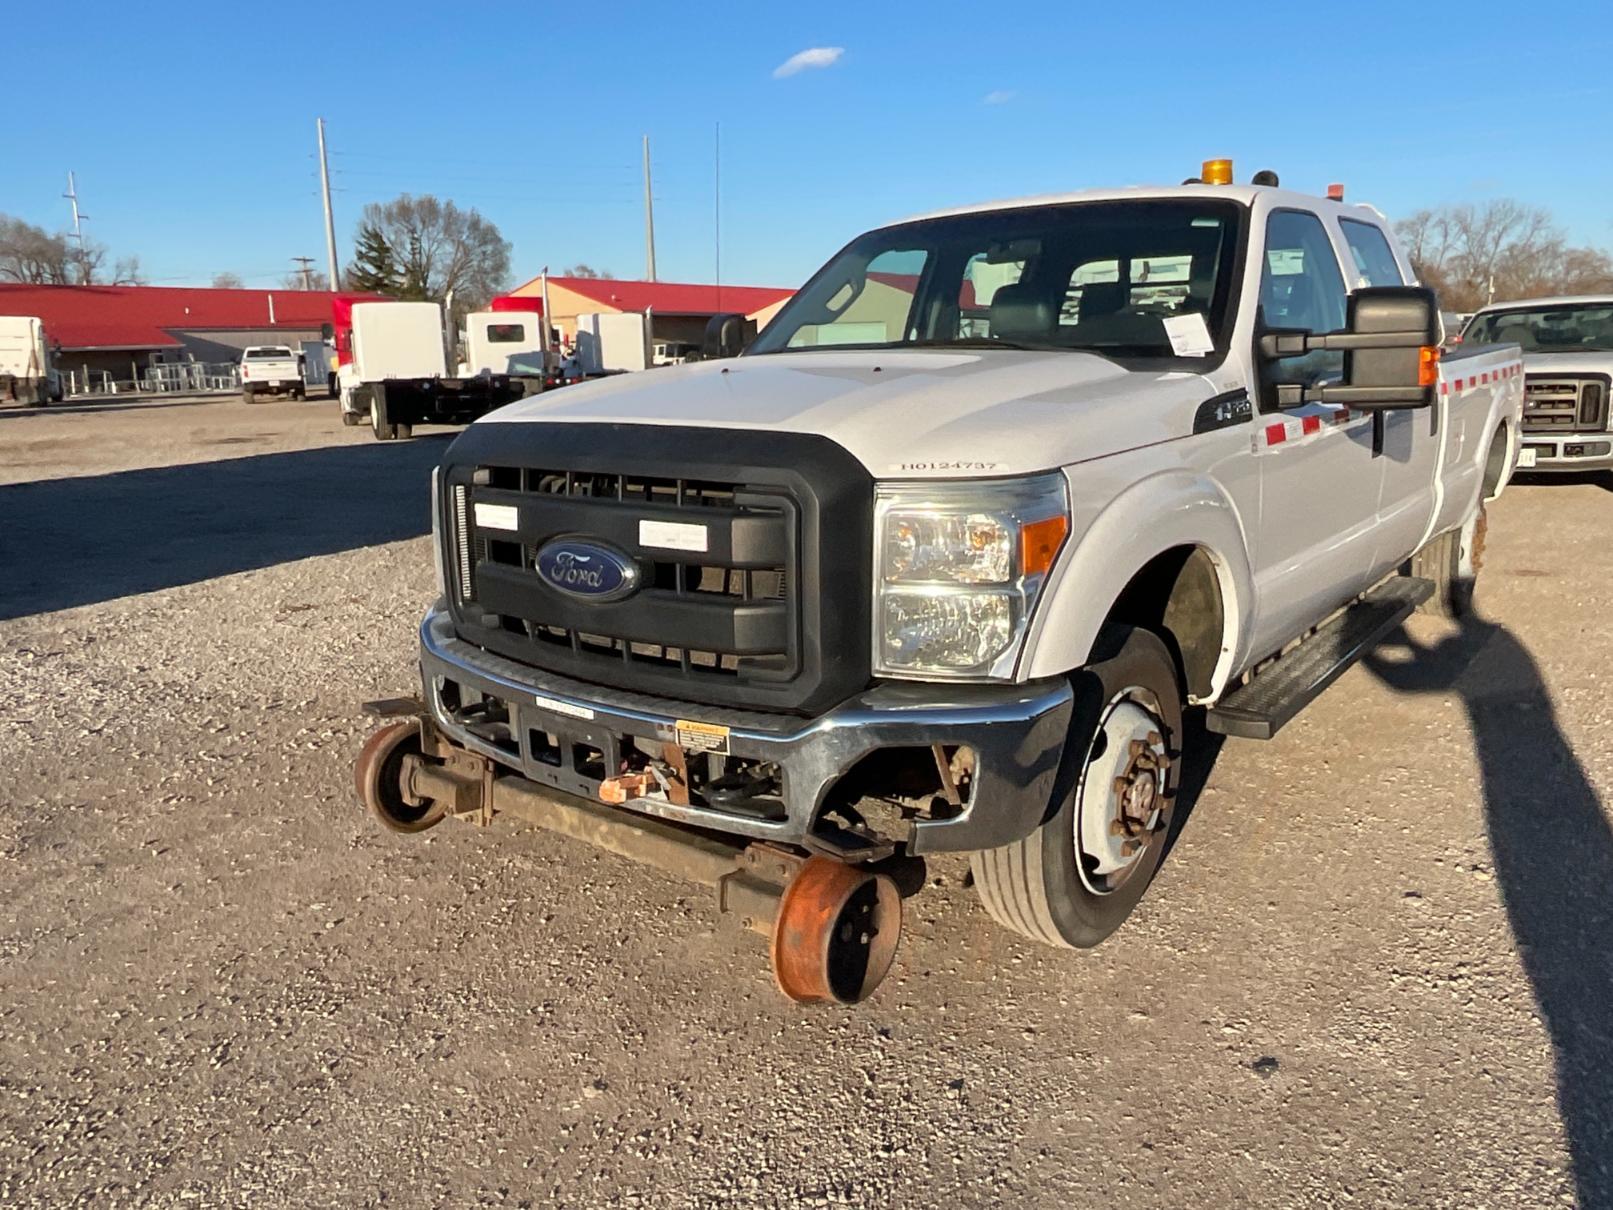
top-left (418, 604), bottom-right (1073, 854)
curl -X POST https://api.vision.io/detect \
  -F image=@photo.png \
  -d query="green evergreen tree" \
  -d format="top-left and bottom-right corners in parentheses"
top-left (345, 222), bottom-right (401, 295)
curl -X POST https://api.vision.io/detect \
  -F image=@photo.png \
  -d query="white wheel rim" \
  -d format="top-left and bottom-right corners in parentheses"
top-left (1074, 689), bottom-right (1169, 895)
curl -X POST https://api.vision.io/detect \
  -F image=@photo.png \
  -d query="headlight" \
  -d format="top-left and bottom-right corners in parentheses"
top-left (874, 474), bottom-right (1069, 679)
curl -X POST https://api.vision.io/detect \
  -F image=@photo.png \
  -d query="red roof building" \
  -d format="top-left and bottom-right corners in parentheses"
top-left (0, 283), bottom-right (379, 379)
top-left (506, 274), bottom-right (795, 345)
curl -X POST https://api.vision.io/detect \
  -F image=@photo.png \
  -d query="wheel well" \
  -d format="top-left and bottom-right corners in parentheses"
top-left (1482, 423), bottom-right (1509, 499)
top-left (1102, 546), bottom-right (1224, 700)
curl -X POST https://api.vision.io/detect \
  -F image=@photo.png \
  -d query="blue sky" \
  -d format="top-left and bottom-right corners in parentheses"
top-left (8, 1), bottom-right (1611, 290)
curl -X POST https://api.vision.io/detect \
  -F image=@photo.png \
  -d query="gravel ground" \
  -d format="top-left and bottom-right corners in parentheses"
top-left (2, 393), bottom-right (1610, 1209)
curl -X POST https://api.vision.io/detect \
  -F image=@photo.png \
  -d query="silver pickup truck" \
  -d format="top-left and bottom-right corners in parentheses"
top-left (1462, 296), bottom-right (1613, 472)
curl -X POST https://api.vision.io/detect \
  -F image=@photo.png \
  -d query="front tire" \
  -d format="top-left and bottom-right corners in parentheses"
top-left (1412, 503), bottom-right (1485, 619)
top-left (972, 626), bottom-right (1183, 948)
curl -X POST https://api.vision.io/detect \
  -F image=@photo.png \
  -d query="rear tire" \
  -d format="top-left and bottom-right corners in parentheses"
top-left (340, 409), bottom-right (361, 427)
top-left (240, 388), bottom-right (257, 404)
top-left (394, 423), bottom-right (412, 439)
top-left (1412, 503), bottom-right (1484, 619)
top-left (971, 626), bottom-right (1184, 948)
top-left (368, 390), bottom-right (396, 441)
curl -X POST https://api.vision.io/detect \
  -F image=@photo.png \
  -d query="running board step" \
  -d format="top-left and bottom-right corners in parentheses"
top-left (1206, 576), bottom-right (1434, 740)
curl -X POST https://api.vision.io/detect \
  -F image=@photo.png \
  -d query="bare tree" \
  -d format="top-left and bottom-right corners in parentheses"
top-left (212, 271), bottom-right (245, 289)
top-left (0, 215), bottom-right (75, 284)
top-left (0, 213), bottom-right (144, 286)
top-left (1397, 200), bottom-right (1613, 311)
top-left (356, 194), bottom-right (511, 310)
top-left (563, 263), bottom-right (615, 279)
top-left (279, 269), bottom-right (330, 291)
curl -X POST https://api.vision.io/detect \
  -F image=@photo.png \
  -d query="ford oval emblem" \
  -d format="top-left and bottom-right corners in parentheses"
top-left (534, 538), bottom-right (640, 602)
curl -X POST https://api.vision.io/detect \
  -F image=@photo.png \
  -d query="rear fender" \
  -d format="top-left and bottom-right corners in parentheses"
top-left (1021, 469), bottom-right (1254, 700)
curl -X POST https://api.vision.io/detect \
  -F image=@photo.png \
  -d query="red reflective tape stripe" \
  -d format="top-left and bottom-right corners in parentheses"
top-left (1301, 416), bottom-right (1321, 435)
top-left (1265, 423), bottom-right (1288, 445)
top-left (1440, 381), bottom-right (1450, 395)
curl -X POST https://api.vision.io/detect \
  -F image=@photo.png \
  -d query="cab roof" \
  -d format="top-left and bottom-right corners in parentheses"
top-left (893, 184), bottom-right (1382, 228)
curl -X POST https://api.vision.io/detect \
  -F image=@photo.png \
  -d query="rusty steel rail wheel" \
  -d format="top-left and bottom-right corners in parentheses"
top-left (354, 720), bottom-right (449, 833)
top-left (351, 712), bottom-right (909, 1002)
top-left (771, 857), bottom-right (902, 1005)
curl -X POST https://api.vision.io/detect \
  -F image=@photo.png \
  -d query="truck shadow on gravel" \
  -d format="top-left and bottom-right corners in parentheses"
top-left (0, 438), bottom-right (450, 621)
top-left (1364, 621), bottom-right (1613, 1209)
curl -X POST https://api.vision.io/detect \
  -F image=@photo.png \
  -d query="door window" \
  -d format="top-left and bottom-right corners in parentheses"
top-left (1261, 211), bottom-right (1349, 387)
top-left (1339, 219), bottom-right (1404, 288)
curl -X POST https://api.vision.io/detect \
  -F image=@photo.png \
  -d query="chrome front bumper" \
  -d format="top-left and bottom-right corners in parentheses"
top-left (418, 603), bottom-right (1072, 854)
top-left (1520, 433), bottom-right (1613, 472)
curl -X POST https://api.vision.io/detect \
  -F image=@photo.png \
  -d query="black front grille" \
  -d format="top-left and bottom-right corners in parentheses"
top-left (438, 422), bottom-right (874, 715)
top-left (1523, 374), bottom-right (1611, 433)
top-left (470, 468), bottom-right (796, 681)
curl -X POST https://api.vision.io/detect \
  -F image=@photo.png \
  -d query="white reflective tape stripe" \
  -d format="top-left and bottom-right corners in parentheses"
top-left (473, 502), bottom-right (519, 531)
top-left (639, 519), bottom-right (708, 552)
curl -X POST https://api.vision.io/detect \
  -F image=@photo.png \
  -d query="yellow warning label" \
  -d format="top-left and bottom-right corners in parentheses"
top-left (675, 719), bottom-right (730, 756)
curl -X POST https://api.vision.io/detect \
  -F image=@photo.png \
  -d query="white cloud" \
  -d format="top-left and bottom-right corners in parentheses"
top-left (773, 47), bottom-right (845, 79)
top-left (982, 89), bottom-right (1017, 105)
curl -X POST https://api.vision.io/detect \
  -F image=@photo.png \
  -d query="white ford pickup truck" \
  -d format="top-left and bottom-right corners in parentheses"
top-left (357, 165), bottom-right (1523, 1003)
top-left (239, 345), bottom-right (304, 401)
top-left (1461, 295), bottom-right (1613, 472)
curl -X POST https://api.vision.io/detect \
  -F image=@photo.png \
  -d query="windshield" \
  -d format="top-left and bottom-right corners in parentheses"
top-left (749, 199), bottom-right (1244, 361)
top-left (245, 347), bottom-right (293, 359)
top-left (1462, 304), bottom-right (1613, 353)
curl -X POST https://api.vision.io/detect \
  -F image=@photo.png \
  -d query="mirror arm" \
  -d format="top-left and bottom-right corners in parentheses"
top-left (1260, 328), bottom-right (1433, 360)
top-left (1276, 382), bottom-right (1431, 410)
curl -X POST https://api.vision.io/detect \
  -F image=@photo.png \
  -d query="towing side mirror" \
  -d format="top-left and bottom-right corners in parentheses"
top-left (702, 313), bottom-right (755, 360)
top-left (1261, 285), bottom-right (1440, 410)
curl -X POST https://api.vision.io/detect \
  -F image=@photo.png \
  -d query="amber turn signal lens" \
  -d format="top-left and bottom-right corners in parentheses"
top-left (1418, 345), bottom-right (1440, 388)
top-left (1201, 159), bottom-right (1233, 185)
top-left (1020, 515), bottom-right (1070, 577)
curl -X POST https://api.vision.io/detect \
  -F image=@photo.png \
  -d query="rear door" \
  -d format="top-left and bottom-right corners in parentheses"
top-left (1245, 207), bottom-right (1380, 655)
top-left (1338, 216), bottom-right (1441, 576)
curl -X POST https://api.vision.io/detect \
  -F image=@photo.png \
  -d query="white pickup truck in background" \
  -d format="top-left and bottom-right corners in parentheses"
top-left (239, 345), bottom-right (304, 402)
top-left (1462, 295), bottom-right (1613, 472)
top-left (357, 162), bottom-right (1524, 1003)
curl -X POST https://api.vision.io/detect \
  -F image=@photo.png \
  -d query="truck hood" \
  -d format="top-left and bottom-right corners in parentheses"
top-left (1520, 350), bottom-right (1613, 374)
top-left (485, 349), bottom-right (1212, 477)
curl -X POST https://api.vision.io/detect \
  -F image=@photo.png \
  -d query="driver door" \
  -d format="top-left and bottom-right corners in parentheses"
top-left (1245, 209), bottom-right (1381, 656)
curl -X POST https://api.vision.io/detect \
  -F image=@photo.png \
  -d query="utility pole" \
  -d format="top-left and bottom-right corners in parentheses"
top-left (317, 118), bottom-right (341, 288)
top-left (642, 135), bottom-right (657, 283)
top-left (62, 172), bottom-right (90, 283)
top-left (713, 123), bottom-right (721, 310)
top-left (291, 256), bottom-right (316, 290)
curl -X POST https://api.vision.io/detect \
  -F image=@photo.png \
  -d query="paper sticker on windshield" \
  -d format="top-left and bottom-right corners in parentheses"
top-left (1163, 314), bottom-right (1214, 357)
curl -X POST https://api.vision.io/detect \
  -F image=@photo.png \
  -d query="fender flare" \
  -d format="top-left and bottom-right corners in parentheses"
top-left (1021, 469), bottom-right (1256, 699)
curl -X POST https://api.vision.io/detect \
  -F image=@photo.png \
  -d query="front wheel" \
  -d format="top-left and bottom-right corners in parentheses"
top-left (971, 625), bottom-right (1183, 948)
